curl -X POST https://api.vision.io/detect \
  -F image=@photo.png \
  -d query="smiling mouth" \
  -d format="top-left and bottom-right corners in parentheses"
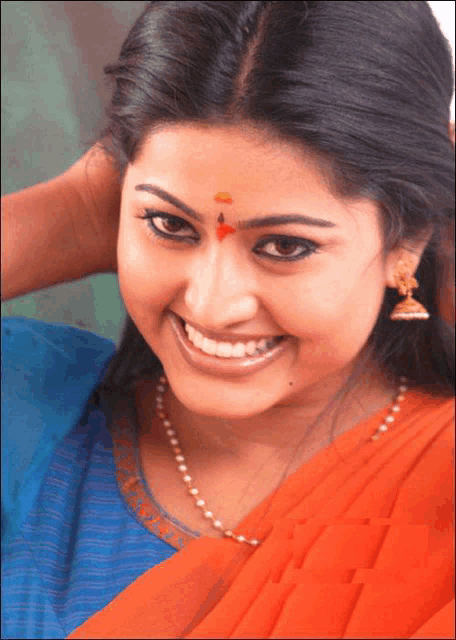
top-left (169, 312), bottom-right (291, 377)
top-left (176, 314), bottom-right (286, 357)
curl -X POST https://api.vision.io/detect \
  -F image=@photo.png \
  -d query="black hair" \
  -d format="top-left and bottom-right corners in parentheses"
top-left (88, 1), bottom-right (454, 406)
top-left (85, 3), bottom-right (454, 633)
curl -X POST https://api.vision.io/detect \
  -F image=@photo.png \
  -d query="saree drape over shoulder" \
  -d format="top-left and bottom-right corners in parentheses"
top-left (68, 389), bottom-right (454, 639)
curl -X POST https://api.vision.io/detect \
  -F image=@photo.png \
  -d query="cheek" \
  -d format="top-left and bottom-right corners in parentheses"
top-left (277, 263), bottom-right (385, 361)
top-left (117, 218), bottom-right (172, 326)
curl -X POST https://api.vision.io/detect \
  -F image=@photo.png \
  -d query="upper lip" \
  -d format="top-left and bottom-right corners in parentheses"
top-left (171, 312), bottom-right (285, 344)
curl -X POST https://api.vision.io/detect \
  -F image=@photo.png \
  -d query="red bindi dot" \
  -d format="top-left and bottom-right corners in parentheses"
top-left (216, 212), bottom-right (236, 241)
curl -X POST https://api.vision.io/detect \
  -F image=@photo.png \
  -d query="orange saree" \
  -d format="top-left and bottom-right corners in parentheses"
top-left (68, 389), bottom-right (454, 639)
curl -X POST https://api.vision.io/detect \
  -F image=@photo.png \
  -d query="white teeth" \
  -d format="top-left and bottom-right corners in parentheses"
top-left (184, 322), bottom-right (279, 358)
top-left (231, 342), bottom-right (247, 358)
top-left (193, 331), bottom-right (204, 348)
top-left (216, 342), bottom-right (236, 358)
top-left (245, 341), bottom-right (257, 356)
top-left (201, 337), bottom-right (217, 355)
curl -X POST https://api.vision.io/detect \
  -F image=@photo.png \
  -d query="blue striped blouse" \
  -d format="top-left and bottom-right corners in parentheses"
top-left (1, 317), bottom-right (180, 639)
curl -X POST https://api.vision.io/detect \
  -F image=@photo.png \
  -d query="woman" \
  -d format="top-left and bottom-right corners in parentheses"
top-left (2, 2), bottom-right (454, 638)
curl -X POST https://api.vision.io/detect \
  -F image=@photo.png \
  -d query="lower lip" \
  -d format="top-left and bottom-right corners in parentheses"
top-left (168, 313), bottom-right (291, 378)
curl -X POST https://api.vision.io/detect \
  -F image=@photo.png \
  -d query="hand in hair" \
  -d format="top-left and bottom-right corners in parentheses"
top-left (1, 141), bottom-right (120, 301)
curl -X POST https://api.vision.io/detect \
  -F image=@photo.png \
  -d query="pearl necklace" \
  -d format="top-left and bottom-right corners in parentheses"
top-left (369, 376), bottom-right (408, 440)
top-left (155, 374), bottom-right (408, 546)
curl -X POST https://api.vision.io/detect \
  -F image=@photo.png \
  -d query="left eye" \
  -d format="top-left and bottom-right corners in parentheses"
top-left (254, 237), bottom-right (317, 260)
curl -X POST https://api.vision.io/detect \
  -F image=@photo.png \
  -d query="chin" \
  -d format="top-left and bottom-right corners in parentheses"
top-left (166, 373), bottom-right (285, 420)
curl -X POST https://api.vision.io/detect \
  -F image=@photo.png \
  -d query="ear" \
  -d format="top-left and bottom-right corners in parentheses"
top-left (385, 229), bottom-right (433, 289)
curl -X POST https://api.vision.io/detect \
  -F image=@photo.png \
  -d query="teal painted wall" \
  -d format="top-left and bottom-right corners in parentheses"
top-left (2, 1), bottom-right (147, 344)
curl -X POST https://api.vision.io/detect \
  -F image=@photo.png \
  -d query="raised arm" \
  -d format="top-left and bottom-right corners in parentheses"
top-left (1, 142), bottom-right (120, 301)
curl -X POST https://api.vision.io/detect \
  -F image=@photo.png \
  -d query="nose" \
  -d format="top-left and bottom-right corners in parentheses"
top-left (183, 243), bottom-right (258, 330)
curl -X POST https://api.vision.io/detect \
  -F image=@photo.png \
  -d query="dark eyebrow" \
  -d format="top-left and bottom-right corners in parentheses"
top-left (134, 184), bottom-right (337, 229)
top-left (135, 184), bottom-right (204, 222)
top-left (237, 215), bottom-right (336, 229)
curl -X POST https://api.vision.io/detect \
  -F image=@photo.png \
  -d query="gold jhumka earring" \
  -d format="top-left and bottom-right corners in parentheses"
top-left (390, 260), bottom-right (430, 320)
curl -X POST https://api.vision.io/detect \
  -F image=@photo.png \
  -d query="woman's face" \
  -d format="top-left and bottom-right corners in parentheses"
top-left (117, 124), bottom-right (404, 419)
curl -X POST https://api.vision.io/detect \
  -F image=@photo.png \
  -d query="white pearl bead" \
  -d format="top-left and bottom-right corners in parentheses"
top-left (224, 530), bottom-right (234, 537)
top-left (163, 420), bottom-right (171, 427)
top-left (400, 376), bottom-right (407, 382)
top-left (170, 438), bottom-right (179, 446)
top-left (237, 535), bottom-right (246, 542)
top-left (196, 499), bottom-right (205, 507)
top-left (166, 428), bottom-right (176, 436)
top-left (392, 405), bottom-right (400, 412)
top-left (249, 539), bottom-right (260, 546)
top-left (385, 415), bottom-right (395, 423)
top-left (175, 454), bottom-right (185, 462)
top-left (213, 520), bottom-right (223, 528)
top-left (399, 385), bottom-right (407, 393)
top-left (157, 385), bottom-right (165, 392)
top-left (204, 511), bottom-right (213, 519)
top-left (379, 424), bottom-right (388, 432)
top-left (189, 488), bottom-right (199, 495)
top-left (397, 394), bottom-right (405, 402)
top-left (178, 464), bottom-right (188, 472)
top-left (183, 475), bottom-right (192, 483)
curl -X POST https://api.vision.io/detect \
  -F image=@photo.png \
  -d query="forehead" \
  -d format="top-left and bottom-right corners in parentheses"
top-left (129, 123), bottom-right (382, 232)
top-left (134, 123), bottom-right (330, 190)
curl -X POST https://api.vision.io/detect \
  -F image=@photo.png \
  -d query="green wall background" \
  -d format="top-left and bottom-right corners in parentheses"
top-left (2, 1), bottom-right (147, 344)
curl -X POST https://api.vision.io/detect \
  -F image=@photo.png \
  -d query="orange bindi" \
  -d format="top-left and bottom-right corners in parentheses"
top-left (214, 192), bottom-right (236, 241)
top-left (214, 192), bottom-right (233, 204)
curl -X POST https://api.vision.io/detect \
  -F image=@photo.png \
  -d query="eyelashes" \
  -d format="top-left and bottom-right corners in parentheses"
top-left (136, 209), bottom-right (321, 262)
top-left (143, 211), bottom-right (198, 241)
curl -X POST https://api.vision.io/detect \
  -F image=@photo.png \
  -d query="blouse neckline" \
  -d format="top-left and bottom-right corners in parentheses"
top-left (108, 380), bottom-right (447, 551)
